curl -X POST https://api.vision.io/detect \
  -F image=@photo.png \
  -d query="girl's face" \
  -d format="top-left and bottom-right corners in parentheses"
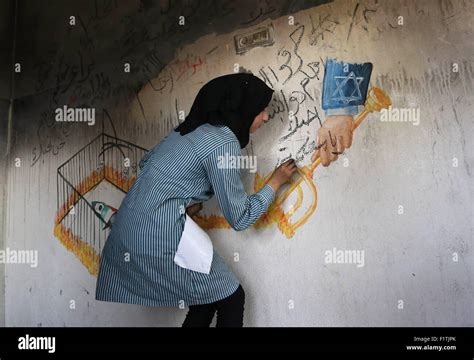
top-left (249, 108), bottom-right (269, 133)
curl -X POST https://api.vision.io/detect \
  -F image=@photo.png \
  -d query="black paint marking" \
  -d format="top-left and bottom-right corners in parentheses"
top-left (206, 46), bottom-right (219, 55)
top-left (346, 2), bottom-right (360, 44)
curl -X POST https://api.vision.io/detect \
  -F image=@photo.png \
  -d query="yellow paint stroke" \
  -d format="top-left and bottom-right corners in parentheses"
top-left (53, 165), bottom-right (136, 276)
top-left (193, 87), bottom-right (392, 238)
top-left (54, 222), bottom-right (100, 276)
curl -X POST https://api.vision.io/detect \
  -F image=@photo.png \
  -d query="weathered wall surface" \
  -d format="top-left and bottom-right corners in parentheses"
top-left (0, 0), bottom-right (15, 328)
top-left (5, 0), bottom-right (473, 326)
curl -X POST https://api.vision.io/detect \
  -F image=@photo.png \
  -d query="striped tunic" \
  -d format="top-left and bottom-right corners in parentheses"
top-left (95, 123), bottom-right (276, 307)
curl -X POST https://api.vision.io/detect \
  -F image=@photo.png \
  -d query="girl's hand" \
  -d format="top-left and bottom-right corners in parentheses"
top-left (267, 159), bottom-right (298, 192)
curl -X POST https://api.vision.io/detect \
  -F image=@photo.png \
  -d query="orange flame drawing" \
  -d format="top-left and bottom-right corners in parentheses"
top-left (54, 165), bottom-right (136, 276)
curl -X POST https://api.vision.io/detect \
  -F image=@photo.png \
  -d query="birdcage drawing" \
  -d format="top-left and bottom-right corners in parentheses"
top-left (54, 132), bottom-right (148, 276)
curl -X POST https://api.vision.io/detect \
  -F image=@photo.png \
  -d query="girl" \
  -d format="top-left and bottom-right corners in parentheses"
top-left (95, 73), bottom-right (297, 327)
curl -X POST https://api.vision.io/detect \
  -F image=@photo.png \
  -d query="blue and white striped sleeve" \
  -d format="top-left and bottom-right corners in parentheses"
top-left (202, 141), bottom-right (276, 231)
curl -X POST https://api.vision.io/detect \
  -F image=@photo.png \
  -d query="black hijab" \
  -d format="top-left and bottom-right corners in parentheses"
top-left (174, 73), bottom-right (274, 148)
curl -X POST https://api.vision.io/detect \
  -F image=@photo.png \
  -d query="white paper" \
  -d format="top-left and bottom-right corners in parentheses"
top-left (174, 214), bottom-right (213, 274)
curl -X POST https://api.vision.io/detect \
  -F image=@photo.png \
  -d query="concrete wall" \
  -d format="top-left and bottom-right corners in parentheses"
top-left (0, 99), bottom-right (9, 326)
top-left (5, 0), bottom-right (474, 326)
top-left (0, 0), bottom-right (15, 328)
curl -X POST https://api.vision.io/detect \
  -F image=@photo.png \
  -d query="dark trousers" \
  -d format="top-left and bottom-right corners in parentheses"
top-left (182, 285), bottom-right (245, 327)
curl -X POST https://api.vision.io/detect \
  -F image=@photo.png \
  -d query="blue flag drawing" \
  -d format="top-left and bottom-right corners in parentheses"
top-left (322, 58), bottom-right (373, 115)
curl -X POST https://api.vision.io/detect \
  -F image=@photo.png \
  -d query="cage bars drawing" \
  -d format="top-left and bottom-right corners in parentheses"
top-left (54, 132), bottom-right (148, 275)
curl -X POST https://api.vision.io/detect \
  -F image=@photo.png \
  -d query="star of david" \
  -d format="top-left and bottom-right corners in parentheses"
top-left (331, 71), bottom-right (364, 105)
